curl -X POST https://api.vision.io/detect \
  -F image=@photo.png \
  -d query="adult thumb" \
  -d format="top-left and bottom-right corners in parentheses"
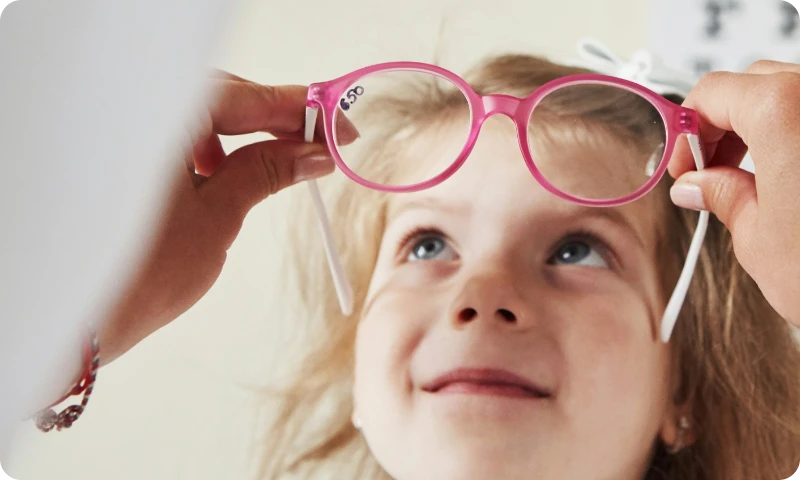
top-left (200, 139), bottom-right (335, 216)
top-left (670, 166), bottom-right (758, 242)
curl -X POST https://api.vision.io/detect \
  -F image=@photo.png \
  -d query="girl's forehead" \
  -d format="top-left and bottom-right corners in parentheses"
top-left (390, 116), bottom-right (658, 199)
top-left (391, 116), bottom-right (517, 186)
top-left (392, 115), bottom-right (655, 173)
top-left (389, 128), bottom-right (658, 227)
top-left (378, 116), bottom-right (664, 243)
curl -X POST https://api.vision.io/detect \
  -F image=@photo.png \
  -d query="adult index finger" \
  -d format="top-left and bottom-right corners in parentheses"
top-left (206, 80), bottom-right (310, 136)
top-left (204, 77), bottom-right (353, 143)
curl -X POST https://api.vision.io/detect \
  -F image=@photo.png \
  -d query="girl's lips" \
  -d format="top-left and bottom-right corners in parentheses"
top-left (421, 367), bottom-right (551, 399)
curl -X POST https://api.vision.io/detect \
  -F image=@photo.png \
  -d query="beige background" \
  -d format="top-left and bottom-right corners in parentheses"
top-left (4, 1), bottom-right (649, 479)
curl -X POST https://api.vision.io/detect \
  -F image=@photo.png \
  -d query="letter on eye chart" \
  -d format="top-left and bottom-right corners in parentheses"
top-left (703, 0), bottom-right (742, 39)
top-left (782, 0), bottom-right (800, 37)
top-left (692, 58), bottom-right (715, 75)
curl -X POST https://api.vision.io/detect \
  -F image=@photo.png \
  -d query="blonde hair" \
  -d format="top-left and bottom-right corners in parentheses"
top-left (257, 55), bottom-right (800, 480)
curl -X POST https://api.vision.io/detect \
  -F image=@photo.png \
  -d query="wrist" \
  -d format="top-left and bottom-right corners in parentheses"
top-left (96, 304), bottom-right (142, 367)
top-left (96, 293), bottom-right (167, 367)
top-left (33, 326), bottom-right (99, 432)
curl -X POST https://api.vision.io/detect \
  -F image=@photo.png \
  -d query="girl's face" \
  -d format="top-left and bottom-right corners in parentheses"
top-left (353, 117), bottom-right (680, 480)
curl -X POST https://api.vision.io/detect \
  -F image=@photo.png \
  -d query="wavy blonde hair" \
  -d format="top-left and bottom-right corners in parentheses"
top-left (256, 55), bottom-right (800, 480)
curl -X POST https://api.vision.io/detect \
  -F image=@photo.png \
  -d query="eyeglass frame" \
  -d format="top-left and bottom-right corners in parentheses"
top-left (301, 61), bottom-right (710, 343)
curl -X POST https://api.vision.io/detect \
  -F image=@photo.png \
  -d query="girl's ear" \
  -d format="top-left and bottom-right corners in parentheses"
top-left (659, 411), bottom-right (696, 453)
top-left (351, 387), bottom-right (361, 430)
top-left (351, 409), bottom-right (362, 431)
top-left (661, 338), bottom-right (695, 452)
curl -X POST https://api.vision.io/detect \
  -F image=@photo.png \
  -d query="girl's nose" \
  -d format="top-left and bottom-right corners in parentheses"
top-left (448, 268), bottom-right (531, 329)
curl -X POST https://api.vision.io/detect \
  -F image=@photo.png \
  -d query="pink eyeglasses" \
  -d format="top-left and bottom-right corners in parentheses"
top-left (302, 61), bottom-right (709, 342)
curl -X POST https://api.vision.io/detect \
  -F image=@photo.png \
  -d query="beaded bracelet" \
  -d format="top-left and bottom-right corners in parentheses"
top-left (33, 326), bottom-right (99, 432)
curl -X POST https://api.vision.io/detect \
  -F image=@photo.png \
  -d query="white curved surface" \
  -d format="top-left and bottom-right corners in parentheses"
top-left (0, 0), bottom-right (236, 453)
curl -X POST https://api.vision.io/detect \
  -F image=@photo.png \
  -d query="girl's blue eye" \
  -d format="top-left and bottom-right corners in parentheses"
top-left (407, 235), bottom-right (455, 262)
top-left (551, 240), bottom-right (608, 268)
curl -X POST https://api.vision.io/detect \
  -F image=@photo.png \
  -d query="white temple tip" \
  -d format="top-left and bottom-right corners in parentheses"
top-left (661, 321), bottom-right (675, 343)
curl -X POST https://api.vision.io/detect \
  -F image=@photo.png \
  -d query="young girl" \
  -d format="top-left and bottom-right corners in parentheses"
top-left (258, 55), bottom-right (800, 480)
top-left (30, 49), bottom-right (800, 480)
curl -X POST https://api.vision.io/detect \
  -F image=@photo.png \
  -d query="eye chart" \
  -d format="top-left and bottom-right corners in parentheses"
top-left (648, 0), bottom-right (799, 172)
top-left (649, 0), bottom-right (799, 75)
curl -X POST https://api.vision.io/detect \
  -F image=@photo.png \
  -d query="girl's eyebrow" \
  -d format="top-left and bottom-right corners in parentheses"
top-left (387, 196), bottom-right (468, 219)
top-left (570, 207), bottom-right (646, 250)
top-left (388, 196), bottom-right (646, 249)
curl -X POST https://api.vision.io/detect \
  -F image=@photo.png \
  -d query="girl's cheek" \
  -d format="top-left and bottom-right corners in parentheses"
top-left (356, 294), bottom-right (431, 405)
top-left (359, 287), bottom-right (434, 350)
top-left (555, 293), bottom-right (664, 400)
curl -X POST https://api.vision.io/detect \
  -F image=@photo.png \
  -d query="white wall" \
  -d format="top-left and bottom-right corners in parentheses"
top-left (3, 1), bottom-right (647, 479)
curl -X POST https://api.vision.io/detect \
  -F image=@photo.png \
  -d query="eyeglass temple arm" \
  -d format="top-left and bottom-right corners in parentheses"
top-left (303, 106), bottom-right (354, 316)
top-left (660, 133), bottom-right (710, 342)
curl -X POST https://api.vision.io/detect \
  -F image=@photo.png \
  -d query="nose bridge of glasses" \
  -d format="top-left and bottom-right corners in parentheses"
top-left (481, 94), bottom-right (524, 120)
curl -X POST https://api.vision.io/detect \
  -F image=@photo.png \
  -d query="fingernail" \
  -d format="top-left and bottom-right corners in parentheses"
top-left (670, 182), bottom-right (707, 211)
top-left (335, 115), bottom-right (360, 145)
top-left (293, 153), bottom-right (335, 183)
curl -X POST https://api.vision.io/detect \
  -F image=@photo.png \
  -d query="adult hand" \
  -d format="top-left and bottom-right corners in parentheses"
top-left (97, 70), bottom-right (340, 366)
top-left (668, 61), bottom-right (800, 326)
